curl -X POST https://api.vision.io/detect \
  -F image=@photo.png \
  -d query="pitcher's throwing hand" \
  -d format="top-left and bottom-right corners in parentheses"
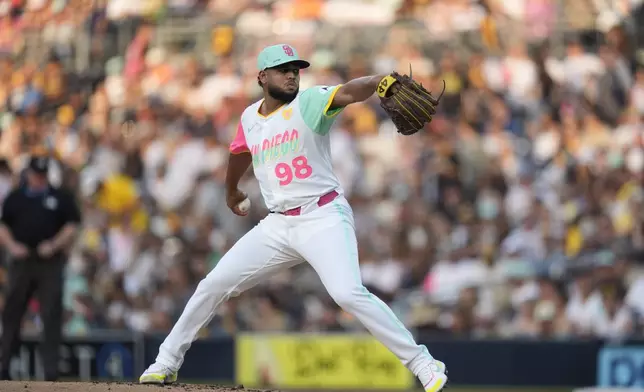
top-left (226, 188), bottom-right (249, 216)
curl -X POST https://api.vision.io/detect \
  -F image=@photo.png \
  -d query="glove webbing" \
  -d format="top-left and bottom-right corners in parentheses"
top-left (390, 93), bottom-right (424, 129)
top-left (395, 83), bottom-right (436, 126)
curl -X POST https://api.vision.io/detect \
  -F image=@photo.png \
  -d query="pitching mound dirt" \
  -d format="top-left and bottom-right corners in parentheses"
top-left (0, 381), bottom-right (272, 392)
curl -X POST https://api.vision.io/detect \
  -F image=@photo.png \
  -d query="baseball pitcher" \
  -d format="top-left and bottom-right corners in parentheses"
top-left (139, 44), bottom-right (447, 392)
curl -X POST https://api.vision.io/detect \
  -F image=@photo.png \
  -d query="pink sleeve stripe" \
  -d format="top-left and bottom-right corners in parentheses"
top-left (229, 122), bottom-right (250, 154)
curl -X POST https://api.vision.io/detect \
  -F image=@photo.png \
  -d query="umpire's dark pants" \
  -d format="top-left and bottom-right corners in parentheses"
top-left (0, 253), bottom-right (65, 381)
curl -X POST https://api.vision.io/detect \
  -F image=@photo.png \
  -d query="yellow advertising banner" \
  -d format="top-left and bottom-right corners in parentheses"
top-left (235, 334), bottom-right (413, 389)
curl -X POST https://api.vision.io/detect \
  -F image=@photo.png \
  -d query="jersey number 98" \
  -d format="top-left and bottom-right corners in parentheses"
top-left (275, 155), bottom-right (312, 186)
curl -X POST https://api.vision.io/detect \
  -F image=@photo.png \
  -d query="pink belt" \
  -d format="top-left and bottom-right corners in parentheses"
top-left (274, 190), bottom-right (339, 216)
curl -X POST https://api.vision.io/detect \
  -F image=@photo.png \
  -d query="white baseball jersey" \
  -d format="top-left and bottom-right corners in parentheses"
top-left (229, 85), bottom-right (346, 212)
top-left (152, 52), bottom-right (441, 387)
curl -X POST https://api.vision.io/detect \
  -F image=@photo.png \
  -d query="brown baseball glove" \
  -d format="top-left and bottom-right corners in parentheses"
top-left (377, 67), bottom-right (445, 135)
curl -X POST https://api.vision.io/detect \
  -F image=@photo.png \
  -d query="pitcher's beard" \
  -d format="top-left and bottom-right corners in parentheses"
top-left (267, 85), bottom-right (298, 103)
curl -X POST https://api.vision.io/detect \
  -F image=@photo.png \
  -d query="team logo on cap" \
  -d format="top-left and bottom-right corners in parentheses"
top-left (282, 45), bottom-right (294, 57)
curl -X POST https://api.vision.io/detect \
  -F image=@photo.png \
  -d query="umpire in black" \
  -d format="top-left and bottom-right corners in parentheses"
top-left (0, 154), bottom-right (80, 381)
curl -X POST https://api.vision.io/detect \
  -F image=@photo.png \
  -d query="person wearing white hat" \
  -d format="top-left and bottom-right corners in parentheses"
top-left (140, 43), bottom-right (448, 392)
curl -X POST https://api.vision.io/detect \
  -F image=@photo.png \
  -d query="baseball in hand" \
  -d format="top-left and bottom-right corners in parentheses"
top-left (237, 198), bottom-right (251, 213)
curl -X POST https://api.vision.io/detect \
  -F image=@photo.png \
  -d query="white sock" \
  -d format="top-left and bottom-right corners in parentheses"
top-left (408, 350), bottom-right (434, 377)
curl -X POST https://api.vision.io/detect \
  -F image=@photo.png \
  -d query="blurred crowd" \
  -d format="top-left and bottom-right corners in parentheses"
top-left (0, 0), bottom-right (644, 341)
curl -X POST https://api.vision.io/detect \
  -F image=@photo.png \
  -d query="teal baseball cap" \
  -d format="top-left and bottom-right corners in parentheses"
top-left (257, 44), bottom-right (310, 71)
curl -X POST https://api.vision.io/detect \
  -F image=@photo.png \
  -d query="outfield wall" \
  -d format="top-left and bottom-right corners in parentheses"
top-left (6, 333), bottom-right (644, 389)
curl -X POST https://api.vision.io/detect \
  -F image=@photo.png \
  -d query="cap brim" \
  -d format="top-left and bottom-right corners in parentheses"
top-left (267, 60), bottom-right (310, 70)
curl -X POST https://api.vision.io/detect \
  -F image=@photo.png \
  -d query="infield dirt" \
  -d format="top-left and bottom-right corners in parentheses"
top-left (0, 381), bottom-right (271, 392)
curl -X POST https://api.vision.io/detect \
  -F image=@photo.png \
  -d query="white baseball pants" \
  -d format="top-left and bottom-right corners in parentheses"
top-left (154, 196), bottom-right (433, 375)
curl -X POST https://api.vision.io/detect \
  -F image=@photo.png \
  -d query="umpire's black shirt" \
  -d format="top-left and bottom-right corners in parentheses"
top-left (1, 185), bottom-right (81, 254)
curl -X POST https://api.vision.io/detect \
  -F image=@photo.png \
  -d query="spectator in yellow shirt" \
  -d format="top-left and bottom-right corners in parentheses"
top-left (93, 173), bottom-right (148, 233)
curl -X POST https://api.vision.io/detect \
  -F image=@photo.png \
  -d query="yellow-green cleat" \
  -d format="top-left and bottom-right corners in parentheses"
top-left (139, 363), bottom-right (178, 385)
top-left (419, 359), bottom-right (448, 392)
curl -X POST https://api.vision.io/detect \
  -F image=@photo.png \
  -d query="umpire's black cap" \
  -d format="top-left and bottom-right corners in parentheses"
top-left (28, 155), bottom-right (49, 174)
